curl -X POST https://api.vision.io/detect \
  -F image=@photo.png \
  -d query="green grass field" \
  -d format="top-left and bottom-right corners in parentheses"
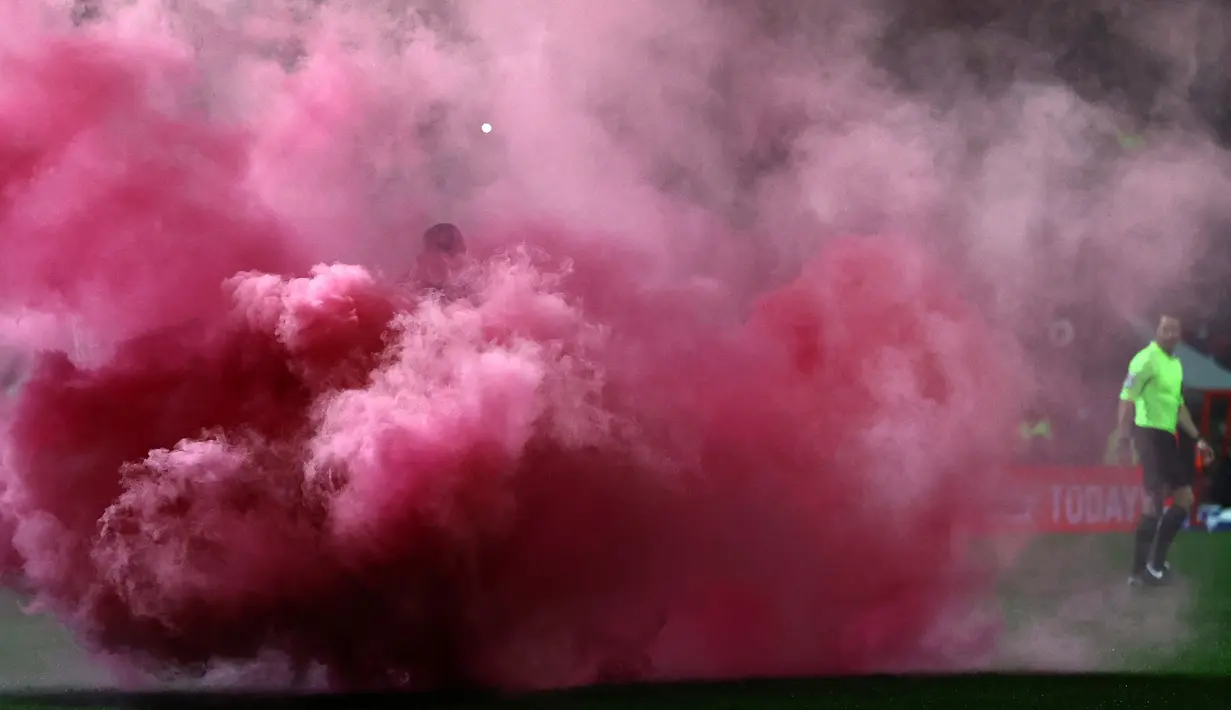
top-left (1, 532), bottom-right (1229, 708)
top-left (995, 531), bottom-right (1231, 673)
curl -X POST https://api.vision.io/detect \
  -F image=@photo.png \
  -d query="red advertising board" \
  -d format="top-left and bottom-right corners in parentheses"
top-left (994, 466), bottom-right (1152, 533)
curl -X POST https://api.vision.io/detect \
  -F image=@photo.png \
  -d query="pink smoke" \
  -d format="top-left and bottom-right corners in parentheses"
top-left (0, 0), bottom-right (1225, 692)
top-left (3, 234), bottom-right (1018, 689)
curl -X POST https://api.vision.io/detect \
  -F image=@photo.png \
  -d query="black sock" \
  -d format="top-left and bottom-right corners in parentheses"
top-left (1133, 514), bottom-right (1160, 575)
top-left (1151, 507), bottom-right (1189, 569)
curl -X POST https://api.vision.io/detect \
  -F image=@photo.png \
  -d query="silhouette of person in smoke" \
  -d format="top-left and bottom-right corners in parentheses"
top-left (411, 222), bottom-right (472, 300)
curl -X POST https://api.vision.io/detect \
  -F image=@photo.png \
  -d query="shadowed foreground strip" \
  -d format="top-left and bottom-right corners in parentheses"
top-left (2, 675), bottom-right (1224, 710)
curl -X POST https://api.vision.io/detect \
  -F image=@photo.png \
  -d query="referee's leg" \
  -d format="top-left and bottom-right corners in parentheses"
top-left (1130, 429), bottom-right (1165, 583)
top-left (1131, 488), bottom-right (1164, 582)
top-left (1149, 482), bottom-right (1194, 577)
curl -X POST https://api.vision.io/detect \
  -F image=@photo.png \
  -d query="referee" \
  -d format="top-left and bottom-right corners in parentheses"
top-left (1115, 314), bottom-right (1215, 586)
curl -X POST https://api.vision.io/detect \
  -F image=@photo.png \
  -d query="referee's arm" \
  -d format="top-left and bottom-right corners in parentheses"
top-left (1115, 357), bottom-right (1152, 442)
top-left (1177, 399), bottom-right (1202, 440)
top-left (1178, 397), bottom-right (1216, 463)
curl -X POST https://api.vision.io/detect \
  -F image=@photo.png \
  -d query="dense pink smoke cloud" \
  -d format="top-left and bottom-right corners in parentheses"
top-left (0, 0), bottom-right (1228, 691)
top-left (3, 238), bottom-right (1018, 689)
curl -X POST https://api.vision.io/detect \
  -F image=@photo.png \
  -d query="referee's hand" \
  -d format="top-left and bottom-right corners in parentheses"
top-left (1111, 431), bottom-right (1133, 466)
top-left (1198, 439), bottom-right (1216, 467)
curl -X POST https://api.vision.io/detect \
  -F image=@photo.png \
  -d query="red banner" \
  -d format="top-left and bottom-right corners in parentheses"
top-left (993, 466), bottom-right (1149, 533)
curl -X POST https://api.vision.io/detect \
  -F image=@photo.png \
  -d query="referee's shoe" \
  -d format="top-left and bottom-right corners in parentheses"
top-left (1128, 561), bottom-right (1173, 587)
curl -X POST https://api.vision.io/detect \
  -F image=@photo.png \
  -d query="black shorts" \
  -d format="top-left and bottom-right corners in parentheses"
top-left (1133, 426), bottom-right (1192, 495)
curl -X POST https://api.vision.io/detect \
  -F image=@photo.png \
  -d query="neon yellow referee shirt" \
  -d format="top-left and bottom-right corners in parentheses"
top-left (1120, 341), bottom-right (1184, 434)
